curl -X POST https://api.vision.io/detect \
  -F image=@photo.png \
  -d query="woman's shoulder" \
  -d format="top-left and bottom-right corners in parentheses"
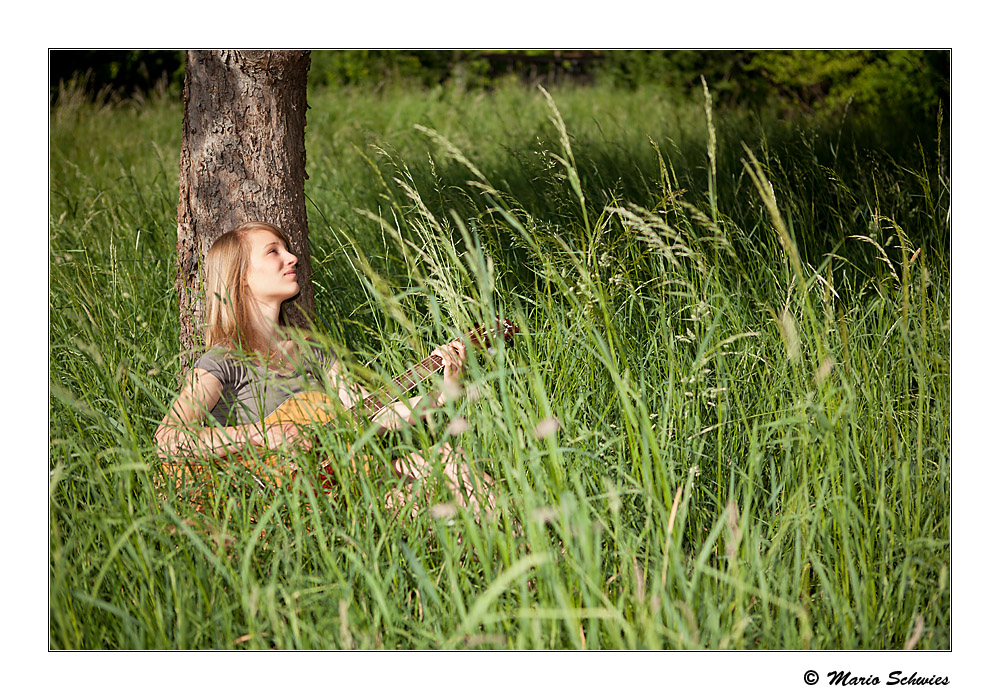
top-left (194, 345), bottom-right (233, 365)
top-left (193, 346), bottom-right (249, 381)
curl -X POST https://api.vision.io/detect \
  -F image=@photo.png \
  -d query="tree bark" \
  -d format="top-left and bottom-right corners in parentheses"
top-left (175, 49), bottom-right (313, 361)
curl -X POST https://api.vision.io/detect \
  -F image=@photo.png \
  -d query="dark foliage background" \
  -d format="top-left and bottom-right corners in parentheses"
top-left (49, 49), bottom-right (949, 122)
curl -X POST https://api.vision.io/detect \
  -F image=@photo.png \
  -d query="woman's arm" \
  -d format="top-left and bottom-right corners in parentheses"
top-left (155, 369), bottom-right (305, 461)
top-left (155, 369), bottom-right (238, 460)
top-left (326, 358), bottom-right (369, 410)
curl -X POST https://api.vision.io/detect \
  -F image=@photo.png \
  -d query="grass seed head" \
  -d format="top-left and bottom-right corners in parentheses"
top-left (779, 309), bottom-right (801, 362)
top-left (533, 416), bottom-right (561, 439)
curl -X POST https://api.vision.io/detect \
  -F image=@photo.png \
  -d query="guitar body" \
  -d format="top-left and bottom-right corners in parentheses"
top-left (263, 391), bottom-right (345, 427)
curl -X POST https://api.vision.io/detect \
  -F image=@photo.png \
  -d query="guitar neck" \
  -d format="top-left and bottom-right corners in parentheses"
top-left (359, 353), bottom-right (444, 417)
top-left (355, 318), bottom-right (516, 419)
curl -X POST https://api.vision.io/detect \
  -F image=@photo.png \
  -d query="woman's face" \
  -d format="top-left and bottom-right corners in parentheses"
top-left (244, 229), bottom-right (299, 305)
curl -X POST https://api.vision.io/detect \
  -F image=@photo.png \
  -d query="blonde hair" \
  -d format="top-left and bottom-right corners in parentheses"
top-left (203, 221), bottom-right (295, 354)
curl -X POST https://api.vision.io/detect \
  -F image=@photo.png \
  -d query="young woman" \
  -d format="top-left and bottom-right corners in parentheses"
top-left (155, 221), bottom-right (494, 514)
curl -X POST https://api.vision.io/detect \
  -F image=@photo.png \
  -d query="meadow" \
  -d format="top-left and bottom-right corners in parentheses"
top-left (49, 79), bottom-right (950, 649)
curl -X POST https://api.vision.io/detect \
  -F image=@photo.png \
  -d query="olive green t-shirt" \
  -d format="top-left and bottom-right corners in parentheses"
top-left (194, 346), bottom-right (333, 427)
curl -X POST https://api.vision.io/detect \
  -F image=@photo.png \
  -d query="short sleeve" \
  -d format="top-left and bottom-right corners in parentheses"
top-left (194, 348), bottom-right (239, 388)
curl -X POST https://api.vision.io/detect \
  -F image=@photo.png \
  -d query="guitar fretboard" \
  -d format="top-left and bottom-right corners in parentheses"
top-left (359, 354), bottom-right (445, 417)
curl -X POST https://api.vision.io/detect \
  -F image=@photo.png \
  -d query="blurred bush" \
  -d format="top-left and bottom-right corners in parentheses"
top-left (49, 50), bottom-right (185, 102)
top-left (49, 49), bottom-right (948, 124)
top-left (594, 49), bottom-right (948, 121)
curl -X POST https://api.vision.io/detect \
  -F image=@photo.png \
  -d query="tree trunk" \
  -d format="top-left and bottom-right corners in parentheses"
top-left (175, 49), bottom-right (313, 361)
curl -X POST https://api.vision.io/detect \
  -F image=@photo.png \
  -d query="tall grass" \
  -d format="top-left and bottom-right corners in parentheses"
top-left (49, 80), bottom-right (949, 649)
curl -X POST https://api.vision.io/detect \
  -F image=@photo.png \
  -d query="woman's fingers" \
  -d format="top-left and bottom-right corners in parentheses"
top-left (246, 424), bottom-right (266, 448)
top-left (252, 422), bottom-right (313, 452)
top-left (433, 339), bottom-right (466, 378)
top-left (431, 340), bottom-right (466, 404)
top-left (433, 340), bottom-right (462, 364)
top-left (280, 423), bottom-right (313, 450)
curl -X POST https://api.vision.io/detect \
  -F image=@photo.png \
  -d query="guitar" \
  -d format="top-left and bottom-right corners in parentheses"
top-left (262, 316), bottom-right (518, 426)
top-left (159, 318), bottom-right (519, 497)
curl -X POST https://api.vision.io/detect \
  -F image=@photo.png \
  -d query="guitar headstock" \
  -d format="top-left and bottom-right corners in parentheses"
top-left (467, 317), bottom-right (519, 349)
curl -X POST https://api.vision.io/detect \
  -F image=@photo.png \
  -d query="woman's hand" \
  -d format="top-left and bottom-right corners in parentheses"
top-left (155, 427), bottom-right (188, 462)
top-left (247, 422), bottom-right (314, 452)
top-left (431, 339), bottom-right (466, 404)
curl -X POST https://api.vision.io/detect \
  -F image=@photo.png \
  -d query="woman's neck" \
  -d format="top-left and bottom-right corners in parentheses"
top-left (248, 299), bottom-right (288, 360)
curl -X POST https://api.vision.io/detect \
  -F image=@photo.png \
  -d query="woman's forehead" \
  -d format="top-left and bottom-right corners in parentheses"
top-left (247, 229), bottom-right (286, 248)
